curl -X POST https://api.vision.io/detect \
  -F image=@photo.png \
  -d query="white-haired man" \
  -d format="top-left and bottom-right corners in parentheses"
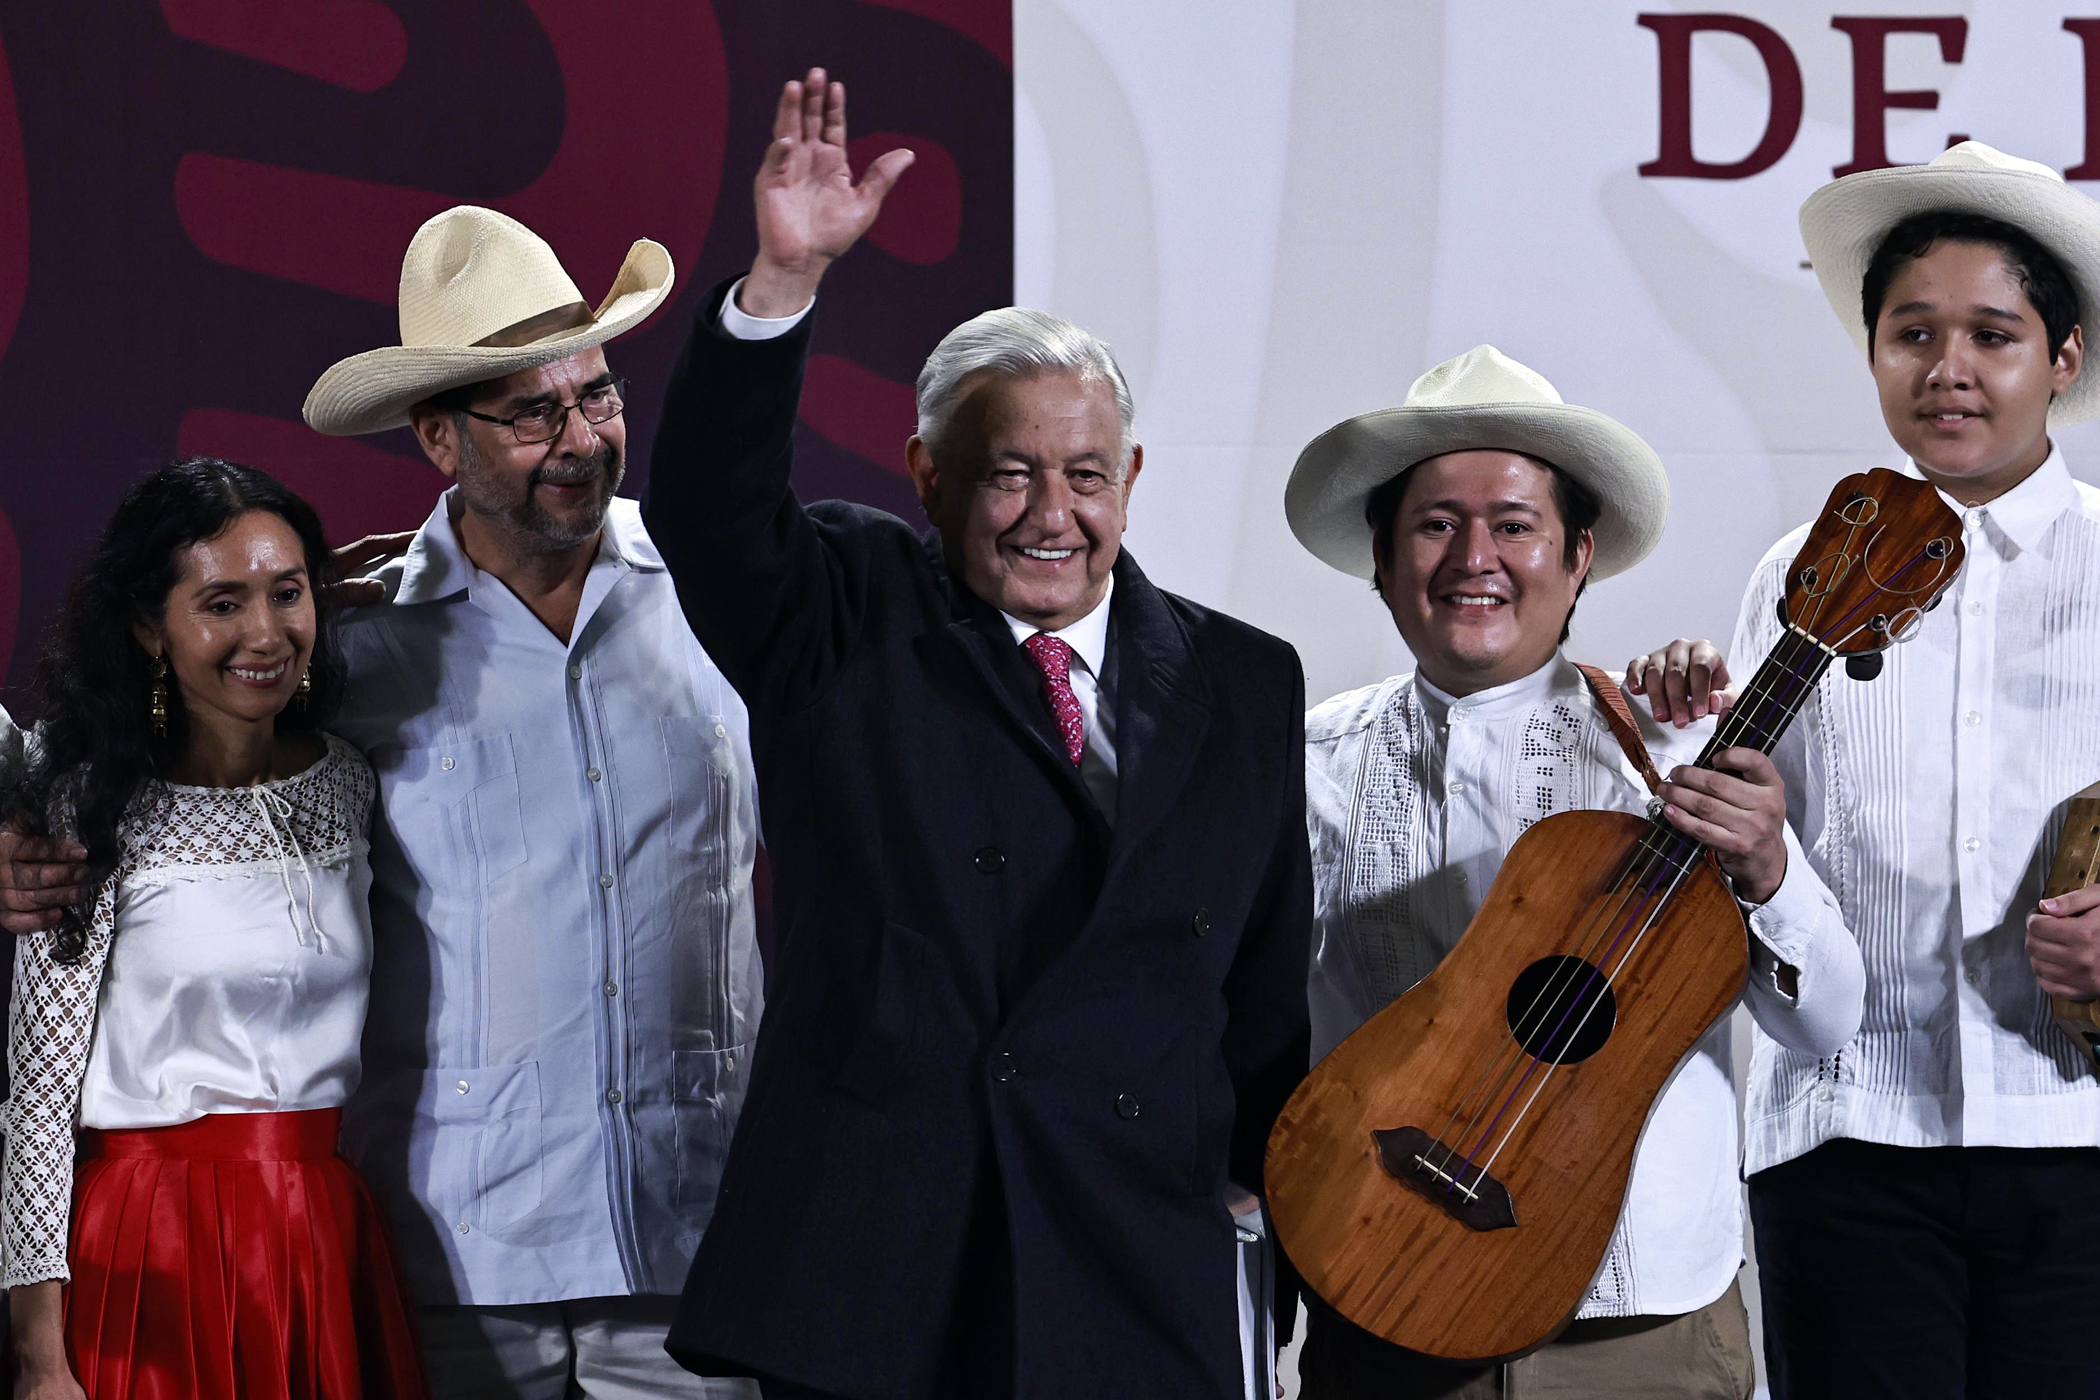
top-left (641, 72), bottom-right (1311, 1400)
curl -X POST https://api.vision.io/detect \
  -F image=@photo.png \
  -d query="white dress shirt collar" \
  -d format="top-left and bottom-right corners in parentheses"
top-left (1908, 443), bottom-right (2080, 555)
top-left (1001, 574), bottom-right (1115, 677)
top-left (1414, 652), bottom-right (1565, 730)
top-left (393, 487), bottom-right (665, 606)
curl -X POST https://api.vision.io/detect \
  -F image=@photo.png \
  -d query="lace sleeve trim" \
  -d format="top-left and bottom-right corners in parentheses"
top-left (0, 881), bottom-right (116, 1287)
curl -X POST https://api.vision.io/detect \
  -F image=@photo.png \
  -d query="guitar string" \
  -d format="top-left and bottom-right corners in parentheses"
top-left (1415, 824), bottom-right (1668, 1179)
top-left (1458, 541), bottom-right (1944, 1192)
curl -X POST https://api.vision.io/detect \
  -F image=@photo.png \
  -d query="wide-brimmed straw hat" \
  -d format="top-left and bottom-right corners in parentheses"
top-left (1285, 345), bottom-right (1670, 582)
top-left (304, 206), bottom-right (674, 436)
top-left (1799, 141), bottom-right (2100, 425)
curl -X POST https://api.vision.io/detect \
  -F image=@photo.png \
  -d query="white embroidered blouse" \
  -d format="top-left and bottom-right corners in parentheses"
top-left (1306, 657), bottom-right (1865, 1319)
top-left (0, 734), bottom-right (375, 1288)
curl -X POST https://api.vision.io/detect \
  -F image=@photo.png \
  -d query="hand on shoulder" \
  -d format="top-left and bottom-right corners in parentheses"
top-left (1625, 638), bottom-right (1735, 729)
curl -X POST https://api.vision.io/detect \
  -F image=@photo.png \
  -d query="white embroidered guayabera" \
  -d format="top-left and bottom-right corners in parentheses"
top-left (1322, 676), bottom-right (1644, 1314)
top-left (0, 735), bottom-right (371, 1288)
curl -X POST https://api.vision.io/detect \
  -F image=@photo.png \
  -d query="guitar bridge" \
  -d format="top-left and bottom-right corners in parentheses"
top-left (1372, 1125), bottom-right (1517, 1232)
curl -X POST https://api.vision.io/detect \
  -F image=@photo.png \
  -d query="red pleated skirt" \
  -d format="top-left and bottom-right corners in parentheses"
top-left (64, 1108), bottom-right (428, 1400)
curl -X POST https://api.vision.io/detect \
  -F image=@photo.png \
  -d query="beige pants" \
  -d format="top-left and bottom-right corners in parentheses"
top-left (1300, 1277), bottom-right (1757, 1400)
top-left (416, 1294), bottom-right (761, 1400)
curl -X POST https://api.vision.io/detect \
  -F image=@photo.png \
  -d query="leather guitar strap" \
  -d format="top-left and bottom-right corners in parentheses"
top-left (1574, 663), bottom-right (1664, 799)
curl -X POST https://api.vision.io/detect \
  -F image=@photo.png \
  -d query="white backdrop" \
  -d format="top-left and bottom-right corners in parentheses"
top-left (1018, 0), bottom-right (2100, 705)
top-left (1015, 3), bottom-right (2100, 1391)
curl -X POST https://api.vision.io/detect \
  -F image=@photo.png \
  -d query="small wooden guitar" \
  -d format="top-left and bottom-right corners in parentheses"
top-left (2044, 783), bottom-right (2100, 1072)
top-left (1265, 469), bottom-right (1963, 1361)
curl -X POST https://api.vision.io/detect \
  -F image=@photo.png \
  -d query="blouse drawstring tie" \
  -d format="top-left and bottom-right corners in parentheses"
top-left (248, 785), bottom-right (327, 951)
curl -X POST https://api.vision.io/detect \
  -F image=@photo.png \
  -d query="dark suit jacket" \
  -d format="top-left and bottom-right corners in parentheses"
top-left (644, 281), bottom-right (1311, 1400)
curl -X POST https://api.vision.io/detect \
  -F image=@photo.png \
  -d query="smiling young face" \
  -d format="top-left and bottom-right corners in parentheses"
top-left (1871, 238), bottom-right (2084, 502)
top-left (907, 368), bottom-right (1143, 630)
top-left (1374, 450), bottom-right (1594, 696)
top-left (139, 509), bottom-right (316, 737)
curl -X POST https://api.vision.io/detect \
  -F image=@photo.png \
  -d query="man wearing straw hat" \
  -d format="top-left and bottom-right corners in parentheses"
top-left (118, 207), bottom-right (753, 1396)
top-left (1286, 347), bottom-right (1862, 1397)
top-left (1633, 143), bottom-right (2100, 1395)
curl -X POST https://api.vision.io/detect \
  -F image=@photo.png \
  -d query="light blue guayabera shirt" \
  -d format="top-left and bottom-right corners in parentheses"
top-left (332, 488), bottom-right (760, 1307)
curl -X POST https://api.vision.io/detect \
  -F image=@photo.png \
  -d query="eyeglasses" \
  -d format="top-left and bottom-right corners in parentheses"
top-left (462, 379), bottom-right (629, 445)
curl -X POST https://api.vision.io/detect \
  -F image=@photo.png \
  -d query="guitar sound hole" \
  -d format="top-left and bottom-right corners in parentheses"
top-left (1506, 956), bottom-right (1616, 1065)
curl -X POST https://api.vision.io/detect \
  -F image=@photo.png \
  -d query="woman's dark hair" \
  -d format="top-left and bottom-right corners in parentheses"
top-left (2, 457), bottom-right (344, 960)
top-left (1365, 455), bottom-right (1603, 645)
top-left (1861, 211), bottom-right (2081, 357)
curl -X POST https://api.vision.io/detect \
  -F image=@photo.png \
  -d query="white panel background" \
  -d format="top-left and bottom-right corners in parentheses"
top-left (1017, 3), bottom-right (2100, 1394)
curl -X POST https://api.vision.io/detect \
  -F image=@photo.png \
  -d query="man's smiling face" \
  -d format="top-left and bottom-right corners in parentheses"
top-left (410, 346), bottom-right (627, 559)
top-left (1375, 449), bottom-right (1593, 696)
top-left (910, 368), bottom-right (1142, 630)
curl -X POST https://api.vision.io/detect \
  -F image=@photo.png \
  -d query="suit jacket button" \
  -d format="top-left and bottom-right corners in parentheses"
top-left (993, 1052), bottom-right (1019, 1083)
top-left (1116, 1094), bottom-right (1141, 1119)
top-left (1191, 908), bottom-right (1211, 936)
top-left (975, 846), bottom-right (1006, 875)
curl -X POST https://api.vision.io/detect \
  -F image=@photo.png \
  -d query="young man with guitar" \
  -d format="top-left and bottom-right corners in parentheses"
top-left (1631, 143), bottom-right (2100, 1397)
top-left (1283, 346), bottom-right (1865, 1397)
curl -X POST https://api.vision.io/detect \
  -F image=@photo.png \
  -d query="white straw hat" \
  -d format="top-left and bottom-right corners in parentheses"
top-left (304, 206), bottom-right (675, 436)
top-left (1799, 141), bottom-right (2100, 425)
top-left (1285, 345), bottom-right (1670, 582)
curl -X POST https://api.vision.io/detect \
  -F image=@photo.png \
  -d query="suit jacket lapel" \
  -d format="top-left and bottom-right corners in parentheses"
top-left (1105, 554), bottom-right (1212, 867)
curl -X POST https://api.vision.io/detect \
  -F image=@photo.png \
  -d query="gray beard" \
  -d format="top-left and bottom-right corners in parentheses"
top-left (455, 433), bottom-right (625, 556)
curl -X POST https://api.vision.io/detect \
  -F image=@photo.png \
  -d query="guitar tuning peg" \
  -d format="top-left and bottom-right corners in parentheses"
top-left (1845, 652), bottom-right (1885, 681)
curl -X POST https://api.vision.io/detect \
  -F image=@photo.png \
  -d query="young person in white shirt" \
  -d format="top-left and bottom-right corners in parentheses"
top-left (1630, 143), bottom-right (2100, 1397)
top-left (1286, 346), bottom-right (1863, 1399)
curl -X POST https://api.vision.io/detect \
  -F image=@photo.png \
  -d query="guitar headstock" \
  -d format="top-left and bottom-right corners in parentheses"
top-left (1784, 468), bottom-right (1964, 658)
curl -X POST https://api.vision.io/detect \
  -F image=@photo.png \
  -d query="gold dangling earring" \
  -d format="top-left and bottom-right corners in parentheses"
top-left (148, 656), bottom-right (169, 738)
top-left (293, 669), bottom-right (312, 712)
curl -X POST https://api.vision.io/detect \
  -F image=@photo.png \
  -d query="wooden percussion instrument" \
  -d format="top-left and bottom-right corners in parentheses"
top-left (2045, 782), bottom-right (2100, 1072)
top-left (1265, 469), bottom-right (1964, 1361)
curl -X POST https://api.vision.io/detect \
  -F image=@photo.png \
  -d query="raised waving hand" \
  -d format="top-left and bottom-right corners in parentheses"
top-left (740, 68), bottom-right (915, 318)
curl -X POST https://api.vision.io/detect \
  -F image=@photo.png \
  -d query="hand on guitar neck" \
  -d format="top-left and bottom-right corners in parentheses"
top-left (1626, 641), bottom-right (1790, 942)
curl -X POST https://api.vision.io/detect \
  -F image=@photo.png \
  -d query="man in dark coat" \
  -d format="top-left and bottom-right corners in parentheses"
top-left (645, 71), bottom-right (1312, 1400)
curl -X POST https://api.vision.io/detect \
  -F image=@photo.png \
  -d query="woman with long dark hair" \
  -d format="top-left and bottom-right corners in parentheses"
top-left (0, 458), bottom-right (425, 1399)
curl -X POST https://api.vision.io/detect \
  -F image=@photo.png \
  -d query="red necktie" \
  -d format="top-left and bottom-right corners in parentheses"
top-left (1022, 633), bottom-right (1085, 766)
